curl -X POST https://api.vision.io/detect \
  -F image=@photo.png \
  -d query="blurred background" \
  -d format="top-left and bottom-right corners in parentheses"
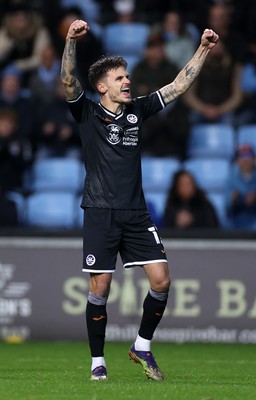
top-left (0, 0), bottom-right (256, 343)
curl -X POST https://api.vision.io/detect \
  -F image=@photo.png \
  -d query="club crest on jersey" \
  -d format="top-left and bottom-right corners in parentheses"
top-left (107, 124), bottom-right (123, 145)
top-left (127, 114), bottom-right (138, 124)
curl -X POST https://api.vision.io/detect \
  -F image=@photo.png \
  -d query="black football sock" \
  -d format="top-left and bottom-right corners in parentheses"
top-left (138, 290), bottom-right (168, 340)
top-left (86, 301), bottom-right (107, 357)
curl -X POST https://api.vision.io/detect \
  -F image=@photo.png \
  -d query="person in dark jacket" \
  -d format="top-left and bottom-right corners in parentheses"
top-left (164, 169), bottom-right (219, 229)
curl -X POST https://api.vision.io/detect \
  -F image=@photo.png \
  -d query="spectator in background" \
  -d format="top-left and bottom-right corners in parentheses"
top-left (206, 3), bottom-right (246, 64)
top-left (52, 6), bottom-right (103, 97)
top-left (0, 108), bottom-right (31, 192)
top-left (164, 170), bottom-right (219, 229)
top-left (183, 39), bottom-right (244, 126)
top-left (161, 9), bottom-right (196, 69)
top-left (0, 3), bottom-right (51, 87)
top-left (0, 65), bottom-right (35, 139)
top-left (131, 33), bottom-right (189, 159)
top-left (33, 78), bottom-right (80, 159)
top-left (226, 144), bottom-right (256, 230)
top-left (236, 0), bottom-right (256, 63)
top-left (29, 45), bottom-right (61, 104)
top-left (131, 33), bottom-right (179, 97)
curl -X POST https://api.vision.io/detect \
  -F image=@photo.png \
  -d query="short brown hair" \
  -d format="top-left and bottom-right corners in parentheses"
top-left (88, 55), bottom-right (127, 91)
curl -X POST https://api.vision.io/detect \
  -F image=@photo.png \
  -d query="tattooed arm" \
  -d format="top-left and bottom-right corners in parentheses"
top-left (159, 29), bottom-right (219, 105)
top-left (61, 20), bottom-right (90, 101)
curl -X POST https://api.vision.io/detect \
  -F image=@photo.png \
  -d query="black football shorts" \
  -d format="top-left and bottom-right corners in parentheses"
top-left (82, 208), bottom-right (167, 273)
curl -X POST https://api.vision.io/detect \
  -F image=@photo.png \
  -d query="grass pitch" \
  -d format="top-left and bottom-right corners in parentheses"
top-left (0, 341), bottom-right (255, 400)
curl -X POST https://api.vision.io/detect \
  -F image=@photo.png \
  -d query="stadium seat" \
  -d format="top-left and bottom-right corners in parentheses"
top-left (207, 192), bottom-right (230, 228)
top-left (141, 157), bottom-right (181, 193)
top-left (102, 22), bottom-right (150, 57)
top-left (30, 158), bottom-right (85, 193)
top-left (237, 125), bottom-right (256, 152)
top-left (61, 0), bottom-right (100, 25)
top-left (144, 192), bottom-right (168, 227)
top-left (26, 192), bottom-right (76, 228)
top-left (75, 196), bottom-right (84, 228)
top-left (184, 158), bottom-right (230, 192)
top-left (188, 123), bottom-right (235, 159)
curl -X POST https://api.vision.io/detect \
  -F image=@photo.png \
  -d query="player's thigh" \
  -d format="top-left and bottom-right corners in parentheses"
top-left (82, 208), bottom-right (121, 273)
top-left (120, 210), bottom-right (167, 267)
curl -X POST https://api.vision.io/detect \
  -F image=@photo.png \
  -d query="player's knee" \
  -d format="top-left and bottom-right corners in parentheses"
top-left (152, 276), bottom-right (171, 293)
top-left (89, 275), bottom-right (111, 297)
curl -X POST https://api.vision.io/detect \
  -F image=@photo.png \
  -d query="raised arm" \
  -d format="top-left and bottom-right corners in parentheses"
top-left (61, 20), bottom-right (90, 101)
top-left (159, 29), bottom-right (219, 104)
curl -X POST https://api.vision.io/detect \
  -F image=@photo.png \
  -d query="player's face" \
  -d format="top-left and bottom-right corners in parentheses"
top-left (103, 67), bottom-right (131, 104)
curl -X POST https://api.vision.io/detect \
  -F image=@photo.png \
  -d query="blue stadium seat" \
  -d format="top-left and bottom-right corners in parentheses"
top-left (144, 192), bottom-right (168, 227)
top-left (184, 158), bottom-right (230, 192)
top-left (75, 196), bottom-right (84, 228)
top-left (61, 0), bottom-right (100, 25)
top-left (141, 157), bottom-right (181, 193)
top-left (26, 192), bottom-right (76, 228)
top-left (30, 158), bottom-right (85, 193)
top-left (207, 192), bottom-right (230, 228)
top-left (237, 125), bottom-right (256, 152)
top-left (102, 22), bottom-right (150, 57)
top-left (188, 123), bottom-right (235, 159)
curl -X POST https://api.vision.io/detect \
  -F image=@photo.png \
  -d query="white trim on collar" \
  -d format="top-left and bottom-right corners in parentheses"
top-left (99, 103), bottom-right (124, 119)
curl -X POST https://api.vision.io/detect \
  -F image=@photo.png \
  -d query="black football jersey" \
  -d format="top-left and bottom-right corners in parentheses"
top-left (67, 91), bottom-right (166, 209)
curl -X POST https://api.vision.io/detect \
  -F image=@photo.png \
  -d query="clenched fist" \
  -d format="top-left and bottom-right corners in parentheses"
top-left (201, 29), bottom-right (219, 49)
top-left (66, 19), bottom-right (89, 39)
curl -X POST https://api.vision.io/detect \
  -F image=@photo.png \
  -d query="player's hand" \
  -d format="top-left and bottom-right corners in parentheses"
top-left (66, 20), bottom-right (89, 39)
top-left (201, 29), bottom-right (219, 49)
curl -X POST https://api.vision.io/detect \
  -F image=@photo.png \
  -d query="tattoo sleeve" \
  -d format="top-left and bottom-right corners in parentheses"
top-left (61, 38), bottom-right (83, 100)
top-left (159, 45), bottom-right (210, 105)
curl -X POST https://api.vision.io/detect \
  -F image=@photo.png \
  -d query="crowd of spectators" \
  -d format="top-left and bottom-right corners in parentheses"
top-left (0, 0), bottom-right (256, 231)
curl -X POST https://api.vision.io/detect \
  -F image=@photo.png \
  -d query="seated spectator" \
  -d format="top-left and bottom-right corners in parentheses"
top-left (163, 170), bottom-right (219, 229)
top-left (0, 186), bottom-right (18, 227)
top-left (131, 33), bottom-right (189, 159)
top-left (0, 3), bottom-right (51, 87)
top-left (0, 108), bottom-right (32, 192)
top-left (0, 65), bottom-right (35, 138)
top-left (226, 144), bottom-right (256, 230)
top-left (183, 39), bottom-right (244, 126)
top-left (33, 78), bottom-right (80, 159)
top-left (161, 9), bottom-right (196, 69)
top-left (29, 45), bottom-right (61, 104)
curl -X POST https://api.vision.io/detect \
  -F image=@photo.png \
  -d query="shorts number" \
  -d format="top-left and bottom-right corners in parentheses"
top-left (148, 226), bottom-right (160, 244)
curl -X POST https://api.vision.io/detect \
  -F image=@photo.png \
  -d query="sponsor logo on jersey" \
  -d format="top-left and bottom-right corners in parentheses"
top-left (107, 124), bottom-right (123, 145)
top-left (124, 126), bottom-right (139, 137)
top-left (127, 114), bottom-right (138, 124)
top-left (86, 254), bottom-right (96, 266)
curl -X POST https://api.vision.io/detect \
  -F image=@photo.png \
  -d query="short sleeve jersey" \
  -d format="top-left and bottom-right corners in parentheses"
top-left (67, 91), bottom-right (166, 209)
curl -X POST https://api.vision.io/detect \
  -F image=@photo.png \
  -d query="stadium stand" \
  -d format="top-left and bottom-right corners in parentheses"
top-left (184, 158), bottom-right (230, 193)
top-left (28, 158), bottom-right (84, 193)
top-left (207, 192), bottom-right (230, 229)
top-left (102, 22), bottom-right (150, 59)
top-left (188, 123), bottom-right (236, 160)
top-left (26, 191), bottom-right (77, 228)
top-left (141, 157), bottom-right (181, 193)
